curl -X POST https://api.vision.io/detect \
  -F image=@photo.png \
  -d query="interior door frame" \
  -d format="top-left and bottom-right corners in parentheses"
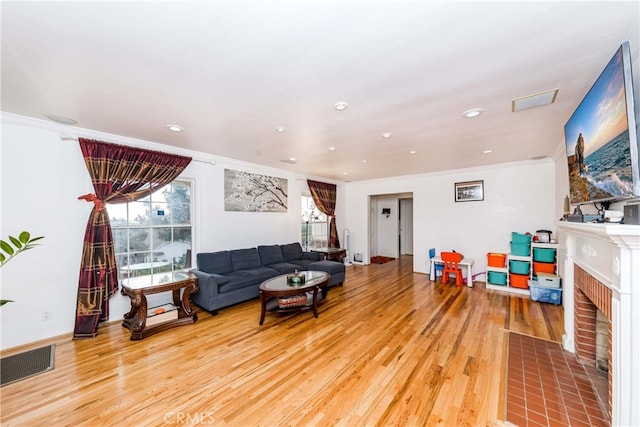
top-left (368, 192), bottom-right (413, 262)
top-left (399, 198), bottom-right (413, 255)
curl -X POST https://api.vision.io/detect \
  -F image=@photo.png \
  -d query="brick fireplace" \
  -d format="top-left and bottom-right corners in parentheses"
top-left (573, 265), bottom-right (612, 418)
top-left (559, 222), bottom-right (640, 426)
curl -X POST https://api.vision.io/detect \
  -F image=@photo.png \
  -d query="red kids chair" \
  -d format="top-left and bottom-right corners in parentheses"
top-left (440, 251), bottom-right (464, 286)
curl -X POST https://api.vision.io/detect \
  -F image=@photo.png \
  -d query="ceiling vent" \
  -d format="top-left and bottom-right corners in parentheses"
top-left (512, 89), bottom-right (558, 112)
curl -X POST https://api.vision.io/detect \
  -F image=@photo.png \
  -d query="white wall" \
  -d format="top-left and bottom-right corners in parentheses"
top-left (0, 116), bottom-right (342, 350)
top-left (343, 161), bottom-right (557, 276)
top-left (1, 123), bottom-right (89, 349)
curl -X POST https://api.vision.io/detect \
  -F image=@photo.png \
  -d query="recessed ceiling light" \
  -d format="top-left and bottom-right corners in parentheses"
top-left (343, 172), bottom-right (349, 175)
top-left (166, 124), bottom-right (183, 132)
top-left (409, 150), bottom-right (417, 155)
top-left (288, 157), bottom-right (296, 162)
top-left (482, 149), bottom-right (493, 154)
top-left (334, 102), bottom-right (348, 111)
top-left (382, 132), bottom-right (393, 138)
top-left (44, 114), bottom-right (77, 125)
top-left (362, 159), bottom-right (368, 163)
top-left (328, 146), bottom-right (336, 151)
top-left (462, 108), bottom-right (484, 118)
top-left (275, 126), bottom-right (286, 132)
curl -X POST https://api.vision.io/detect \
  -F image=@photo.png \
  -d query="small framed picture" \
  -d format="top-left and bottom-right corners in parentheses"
top-left (455, 180), bottom-right (484, 202)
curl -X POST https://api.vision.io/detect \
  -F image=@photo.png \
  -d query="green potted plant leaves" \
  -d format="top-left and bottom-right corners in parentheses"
top-left (0, 231), bottom-right (44, 306)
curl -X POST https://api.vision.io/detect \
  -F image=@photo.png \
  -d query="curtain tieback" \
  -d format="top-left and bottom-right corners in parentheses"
top-left (78, 193), bottom-right (105, 211)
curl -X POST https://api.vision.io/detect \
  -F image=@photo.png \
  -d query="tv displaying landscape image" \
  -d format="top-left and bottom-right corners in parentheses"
top-left (564, 42), bottom-right (639, 205)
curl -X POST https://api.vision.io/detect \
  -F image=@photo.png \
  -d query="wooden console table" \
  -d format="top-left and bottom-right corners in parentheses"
top-left (121, 271), bottom-right (199, 340)
top-left (312, 247), bottom-right (346, 262)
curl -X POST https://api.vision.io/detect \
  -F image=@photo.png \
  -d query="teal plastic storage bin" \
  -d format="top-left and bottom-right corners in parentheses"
top-left (511, 232), bottom-right (532, 244)
top-left (509, 260), bottom-right (530, 275)
top-left (510, 242), bottom-right (531, 256)
top-left (488, 271), bottom-right (507, 285)
top-left (533, 247), bottom-right (556, 262)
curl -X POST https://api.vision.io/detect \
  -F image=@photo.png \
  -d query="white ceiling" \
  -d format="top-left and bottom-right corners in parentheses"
top-left (2, 1), bottom-right (638, 182)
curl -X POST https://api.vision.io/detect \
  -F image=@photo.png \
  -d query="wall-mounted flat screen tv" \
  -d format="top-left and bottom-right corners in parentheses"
top-left (564, 41), bottom-right (639, 205)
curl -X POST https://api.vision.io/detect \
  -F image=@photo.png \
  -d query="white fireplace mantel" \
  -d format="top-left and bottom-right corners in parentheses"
top-left (558, 221), bottom-right (640, 427)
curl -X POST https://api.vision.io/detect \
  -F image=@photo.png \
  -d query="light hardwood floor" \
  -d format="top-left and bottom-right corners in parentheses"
top-left (0, 256), bottom-right (564, 426)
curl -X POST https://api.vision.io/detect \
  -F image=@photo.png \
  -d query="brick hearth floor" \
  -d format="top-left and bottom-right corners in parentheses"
top-left (506, 333), bottom-right (609, 427)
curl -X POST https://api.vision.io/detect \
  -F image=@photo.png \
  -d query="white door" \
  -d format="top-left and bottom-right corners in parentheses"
top-left (399, 198), bottom-right (414, 255)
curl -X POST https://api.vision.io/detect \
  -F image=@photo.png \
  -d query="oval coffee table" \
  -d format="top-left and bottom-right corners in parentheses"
top-left (258, 270), bottom-right (330, 325)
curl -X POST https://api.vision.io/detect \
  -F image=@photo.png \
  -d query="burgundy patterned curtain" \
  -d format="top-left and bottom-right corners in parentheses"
top-left (74, 138), bottom-right (192, 338)
top-left (307, 180), bottom-right (340, 248)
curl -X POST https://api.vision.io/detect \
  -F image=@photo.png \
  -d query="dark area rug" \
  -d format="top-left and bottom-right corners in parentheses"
top-left (370, 256), bottom-right (395, 264)
top-left (1, 344), bottom-right (55, 386)
top-left (505, 332), bottom-right (608, 426)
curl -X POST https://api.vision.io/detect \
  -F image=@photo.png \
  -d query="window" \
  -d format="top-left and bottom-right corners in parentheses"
top-left (108, 181), bottom-right (192, 280)
top-left (301, 195), bottom-right (328, 250)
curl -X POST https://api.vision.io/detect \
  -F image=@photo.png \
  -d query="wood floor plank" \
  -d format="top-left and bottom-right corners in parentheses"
top-left (0, 255), bottom-right (564, 426)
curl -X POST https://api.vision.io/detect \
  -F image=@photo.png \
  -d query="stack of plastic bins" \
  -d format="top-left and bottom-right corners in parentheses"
top-left (532, 246), bottom-right (556, 278)
top-left (487, 253), bottom-right (507, 286)
top-left (510, 232), bottom-right (531, 289)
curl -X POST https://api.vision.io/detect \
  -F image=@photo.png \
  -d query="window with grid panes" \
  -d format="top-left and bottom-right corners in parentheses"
top-left (301, 195), bottom-right (328, 250)
top-left (108, 180), bottom-right (192, 280)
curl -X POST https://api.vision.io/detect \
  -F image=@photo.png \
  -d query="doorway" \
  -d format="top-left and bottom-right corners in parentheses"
top-left (368, 193), bottom-right (413, 260)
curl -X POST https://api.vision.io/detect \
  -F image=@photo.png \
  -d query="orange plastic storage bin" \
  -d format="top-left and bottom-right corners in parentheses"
top-left (509, 273), bottom-right (530, 289)
top-left (487, 252), bottom-right (507, 268)
top-left (533, 261), bottom-right (555, 275)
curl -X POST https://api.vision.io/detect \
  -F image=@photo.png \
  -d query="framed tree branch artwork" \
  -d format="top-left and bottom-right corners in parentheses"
top-left (224, 169), bottom-right (288, 212)
top-left (455, 180), bottom-right (484, 202)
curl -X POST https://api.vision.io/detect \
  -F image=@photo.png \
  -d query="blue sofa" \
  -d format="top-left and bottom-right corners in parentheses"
top-left (190, 242), bottom-right (346, 313)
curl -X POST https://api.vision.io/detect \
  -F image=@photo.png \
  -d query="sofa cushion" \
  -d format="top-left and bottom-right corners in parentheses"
top-left (197, 251), bottom-right (233, 275)
top-left (309, 260), bottom-right (346, 275)
top-left (265, 262), bottom-right (300, 274)
top-left (258, 245), bottom-right (285, 265)
top-left (288, 259), bottom-right (316, 269)
top-left (218, 267), bottom-right (278, 293)
top-left (281, 242), bottom-right (303, 262)
top-left (303, 251), bottom-right (324, 261)
top-left (230, 248), bottom-right (262, 271)
top-left (209, 273), bottom-right (231, 285)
